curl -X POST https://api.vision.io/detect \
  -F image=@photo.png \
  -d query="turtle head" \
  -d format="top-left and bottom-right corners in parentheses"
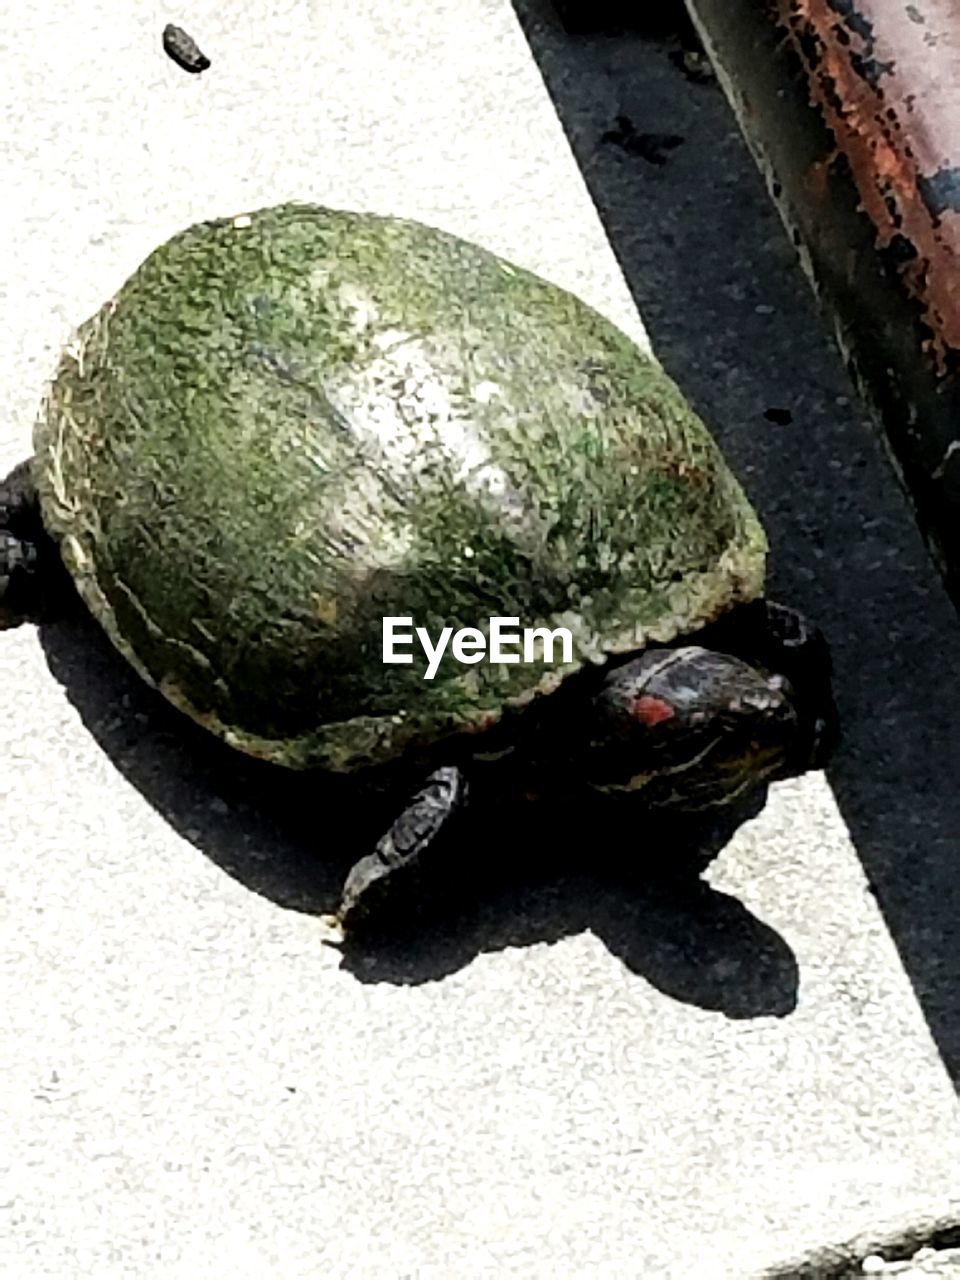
top-left (577, 632), bottom-right (837, 810)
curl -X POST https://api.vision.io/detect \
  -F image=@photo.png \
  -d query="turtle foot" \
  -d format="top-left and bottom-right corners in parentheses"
top-left (0, 461), bottom-right (48, 628)
top-left (704, 598), bottom-right (840, 774)
top-left (335, 766), bottom-right (470, 939)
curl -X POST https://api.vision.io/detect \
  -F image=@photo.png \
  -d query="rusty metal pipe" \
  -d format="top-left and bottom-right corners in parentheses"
top-left (684, 0), bottom-right (960, 610)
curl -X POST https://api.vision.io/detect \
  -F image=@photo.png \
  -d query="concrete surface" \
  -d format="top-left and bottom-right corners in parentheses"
top-left (1, 1), bottom-right (959, 1276)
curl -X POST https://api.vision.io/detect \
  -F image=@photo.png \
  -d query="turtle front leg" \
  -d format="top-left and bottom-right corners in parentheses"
top-left (0, 459), bottom-right (66, 628)
top-left (700, 598), bottom-right (839, 771)
top-left (334, 765), bottom-right (471, 937)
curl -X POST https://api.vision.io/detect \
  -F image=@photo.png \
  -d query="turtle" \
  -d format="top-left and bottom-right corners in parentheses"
top-left (0, 202), bottom-right (839, 937)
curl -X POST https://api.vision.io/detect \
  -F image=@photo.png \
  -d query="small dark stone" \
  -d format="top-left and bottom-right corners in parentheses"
top-left (601, 121), bottom-right (685, 166)
top-left (669, 48), bottom-right (716, 84)
top-left (764, 407), bottom-right (794, 426)
top-left (163, 24), bottom-right (210, 74)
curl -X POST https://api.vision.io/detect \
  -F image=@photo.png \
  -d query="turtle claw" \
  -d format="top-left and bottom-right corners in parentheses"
top-left (318, 913), bottom-right (346, 945)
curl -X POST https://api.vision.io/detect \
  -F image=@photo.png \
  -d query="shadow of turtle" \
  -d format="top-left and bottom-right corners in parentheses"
top-left (331, 866), bottom-right (798, 1018)
top-left (37, 603), bottom-right (798, 1016)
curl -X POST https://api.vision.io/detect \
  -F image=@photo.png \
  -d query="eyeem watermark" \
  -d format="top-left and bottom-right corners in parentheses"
top-left (383, 616), bottom-right (573, 681)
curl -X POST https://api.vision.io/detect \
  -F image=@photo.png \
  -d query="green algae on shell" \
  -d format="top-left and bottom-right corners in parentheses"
top-left (33, 202), bottom-right (766, 771)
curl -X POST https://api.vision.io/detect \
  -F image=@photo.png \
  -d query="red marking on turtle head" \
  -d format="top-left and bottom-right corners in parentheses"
top-left (631, 694), bottom-right (675, 726)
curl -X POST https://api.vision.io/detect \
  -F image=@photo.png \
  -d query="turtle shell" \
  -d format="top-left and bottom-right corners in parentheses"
top-left (33, 203), bottom-right (766, 771)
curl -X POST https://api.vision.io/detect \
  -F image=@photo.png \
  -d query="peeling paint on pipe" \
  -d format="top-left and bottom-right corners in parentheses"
top-left (685, 0), bottom-right (960, 609)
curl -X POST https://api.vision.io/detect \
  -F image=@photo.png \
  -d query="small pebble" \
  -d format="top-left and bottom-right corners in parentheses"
top-left (163, 23), bottom-right (211, 74)
top-left (764, 407), bottom-right (793, 425)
